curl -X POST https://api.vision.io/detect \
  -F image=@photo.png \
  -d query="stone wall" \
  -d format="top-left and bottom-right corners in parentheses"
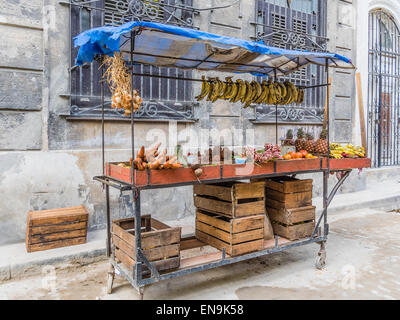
top-left (0, 0), bottom-right (361, 245)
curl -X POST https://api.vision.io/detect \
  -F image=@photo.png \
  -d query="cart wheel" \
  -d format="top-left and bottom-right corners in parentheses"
top-left (138, 287), bottom-right (144, 300)
top-left (315, 255), bottom-right (326, 270)
top-left (107, 263), bottom-right (115, 294)
top-left (315, 242), bottom-right (326, 270)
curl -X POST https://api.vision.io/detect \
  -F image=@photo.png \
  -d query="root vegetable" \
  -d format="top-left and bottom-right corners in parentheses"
top-left (138, 146), bottom-right (145, 159)
top-left (149, 160), bottom-right (161, 170)
top-left (171, 163), bottom-right (182, 169)
top-left (168, 156), bottom-right (177, 164)
top-left (194, 168), bottom-right (203, 177)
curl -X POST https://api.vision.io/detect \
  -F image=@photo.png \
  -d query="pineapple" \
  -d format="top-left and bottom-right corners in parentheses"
top-left (315, 129), bottom-right (329, 155)
top-left (304, 133), bottom-right (315, 154)
top-left (282, 129), bottom-right (295, 146)
top-left (295, 128), bottom-right (306, 152)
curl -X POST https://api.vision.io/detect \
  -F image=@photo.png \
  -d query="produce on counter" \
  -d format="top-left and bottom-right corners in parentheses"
top-left (282, 129), bottom-right (295, 147)
top-left (127, 143), bottom-right (183, 170)
top-left (246, 144), bottom-right (282, 163)
top-left (103, 52), bottom-right (143, 116)
top-left (282, 150), bottom-right (317, 160)
top-left (295, 128), bottom-right (306, 152)
top-left (330, 144), bottom-right (366, 159)
top-left (304, 132), bottom-right (315, 154)
top-left (195, 76), bottom-right (305, 108)
top-left (315, 129), bottom-right (328, 155)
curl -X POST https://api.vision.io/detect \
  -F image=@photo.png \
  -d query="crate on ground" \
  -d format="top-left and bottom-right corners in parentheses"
top-left (195, 210), bottom-right (264, 257)
top-left (194, 181), bottom-right (266, 218)
top-left (267, 206), bottom-right (316, 240)
top-left (112, 215), bottom-right (181, 274)
top-left (265, 177), bottom-right (313, 210)
top-left (26, 206), bottom-right (88, 253)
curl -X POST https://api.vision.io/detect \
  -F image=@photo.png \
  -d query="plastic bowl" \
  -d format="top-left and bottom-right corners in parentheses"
top-left (234, 157), bottom-right (247, 164)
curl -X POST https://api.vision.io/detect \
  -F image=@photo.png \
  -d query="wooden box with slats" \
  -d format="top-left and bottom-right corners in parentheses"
top-left (265, 177), bottom-right (313, 210)
top-left (195, 210), bottom-right (264, 257)
top-left (26, 206), bottom-right (88, 253)
top-left (112, 215), bottom-right (181, 274)
top-left (193, 181), bottom-right (266, 218)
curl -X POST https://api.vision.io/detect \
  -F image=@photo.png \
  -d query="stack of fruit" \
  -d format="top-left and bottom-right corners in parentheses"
top-left (195, 76), bottom-right (305, 108)
top-left (246, 144), bottom-right (282, 163)
top-left (330, 144), bottom-right (366, 159)
top-left (282, 150), bottom-right (318, 160)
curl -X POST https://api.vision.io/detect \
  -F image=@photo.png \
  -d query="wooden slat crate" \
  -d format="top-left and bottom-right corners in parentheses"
top-left (195, 210), bottom-right (264, 257)
top-left (112, 215), bottom-right (181, 274)
top-left (193, 181), bottom-right (266, 218)
top-left (26, 206), bottom-right (88, 253)
top-left (265, 177), bottom-right (313, 210)
top-left (267, 206), bottom-right (316, 241)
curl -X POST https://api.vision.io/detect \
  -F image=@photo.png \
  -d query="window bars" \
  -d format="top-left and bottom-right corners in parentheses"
top-left (251, 0), bottom-right (328, 124)
top-left (368, 9), bottom-right (400, 167)
top-left (67, 0), bottom-right (197, 121)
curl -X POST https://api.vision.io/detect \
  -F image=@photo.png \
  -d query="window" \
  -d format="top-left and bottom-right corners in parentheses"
top-left (253, 0), bottom-right (328, 124)
top-left (68, 0), bottom-right (196, 121)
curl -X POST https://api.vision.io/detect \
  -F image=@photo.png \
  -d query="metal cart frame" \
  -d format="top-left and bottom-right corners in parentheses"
top-left (93, 29), bottom-right (352, 299)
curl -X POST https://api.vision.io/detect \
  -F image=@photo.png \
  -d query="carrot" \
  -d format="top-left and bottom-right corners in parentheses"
top-left (163, 161), bottom-right (172, 169)
top-left (133, 158), bottom-right (145, 170)
top-left (138, 146), bottom-right (145, 159)
top-left (168, 156), bottom-right (177, 164)
top-left (171, 163), bottom-right (182, 169)
top-left (149, 160), bottom-right (161, 170)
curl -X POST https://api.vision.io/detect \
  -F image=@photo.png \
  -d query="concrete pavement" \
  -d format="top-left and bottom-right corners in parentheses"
top-left (1, 207), bottom-right (400, 300)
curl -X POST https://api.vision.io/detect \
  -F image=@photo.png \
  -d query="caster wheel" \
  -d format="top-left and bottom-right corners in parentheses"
top-left (315, 255), bottom-right (326, 270)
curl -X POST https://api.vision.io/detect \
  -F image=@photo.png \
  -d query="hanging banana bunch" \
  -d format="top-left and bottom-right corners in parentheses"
top-left (196, 76), bottom-right (305, 108)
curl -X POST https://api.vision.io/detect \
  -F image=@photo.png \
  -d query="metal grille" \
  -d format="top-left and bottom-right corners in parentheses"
top-left (368, 9), bottom-right (400, 167)
top-left (69, 0), bottom-right (196, 121)
top-left (252, 0), bottom-right (328, 124)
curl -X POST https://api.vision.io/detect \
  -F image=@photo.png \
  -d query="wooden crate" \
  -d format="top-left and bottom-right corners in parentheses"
top-left (193, 181), bottom-right (266, 218)
top-left (112, 215), bottom-right (181, 273)
top-left (267, 206), bottom-right (316, 241)
top-left (26, 206), bottom-right (88, 253)
top-left (195, 210), bottom-right (264, 257)
top-left (265, 177), bottom-right (312, 210)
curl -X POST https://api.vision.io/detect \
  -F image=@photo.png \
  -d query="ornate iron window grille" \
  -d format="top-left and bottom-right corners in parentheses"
top-left (68, 0), bottom-right (198, 121)
top-left (368, 9), bottom-right (400, 167)
top-left (251, 0), bottom-right (328, 124)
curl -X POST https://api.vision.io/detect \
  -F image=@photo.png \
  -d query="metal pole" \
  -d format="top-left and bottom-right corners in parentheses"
top-left (324, 58), bottom-right (330, 236)
top-left (101, 64), bottom-right (105, 179)
top-left (101, 63), bottom-right (111, 257)
top-left (131, 31), bottom-right (136, 185)
top-left (106, 184), bottom-right (111, 257)
top-left (134, 190), bottom-right (142, 287)
top-left (130, 30), bottom-right (143, 288)
top-left (274, 70), bottom-right (278, 145)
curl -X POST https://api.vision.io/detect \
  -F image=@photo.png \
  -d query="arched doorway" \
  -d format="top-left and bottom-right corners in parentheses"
top-left (368, 9), bottom-right (400, 167)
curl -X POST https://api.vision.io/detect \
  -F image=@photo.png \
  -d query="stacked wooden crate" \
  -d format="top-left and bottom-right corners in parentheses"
top-left (265, 177), bottom-right (316, 241)
top-left (194, 182), bottom-right (265, 257)
top-left (112, 215), bottom-right (181, 274)
top-left (26, 206), bottom-right (88, 253)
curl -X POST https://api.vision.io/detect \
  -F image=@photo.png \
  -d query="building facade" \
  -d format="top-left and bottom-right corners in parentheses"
top-left (0, 0), bottom-right (398, 245)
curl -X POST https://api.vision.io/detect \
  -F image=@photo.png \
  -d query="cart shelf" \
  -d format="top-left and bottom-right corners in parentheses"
top-left (105, 158), bottom-right (371, 188)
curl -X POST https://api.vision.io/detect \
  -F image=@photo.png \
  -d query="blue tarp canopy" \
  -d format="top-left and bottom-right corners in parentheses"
top-left (74, 21), bottom-right (354, 77)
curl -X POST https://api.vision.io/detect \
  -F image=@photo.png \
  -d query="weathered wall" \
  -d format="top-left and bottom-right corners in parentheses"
top-left (0, 0), bottom-right (362, 245)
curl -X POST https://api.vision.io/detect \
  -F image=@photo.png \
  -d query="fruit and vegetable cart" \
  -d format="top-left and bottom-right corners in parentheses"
top-left (74, 21), bottom-right (371, 299)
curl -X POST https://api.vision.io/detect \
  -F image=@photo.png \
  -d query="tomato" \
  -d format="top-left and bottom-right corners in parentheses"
top-left (289, 151), bottom-right (295, 157)
top-left (295, 152), bottom-right (304, 159)
top-left (283, 154), bottom-right (292, 160)
top-left (299, 150), bottom-right (308, 157)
